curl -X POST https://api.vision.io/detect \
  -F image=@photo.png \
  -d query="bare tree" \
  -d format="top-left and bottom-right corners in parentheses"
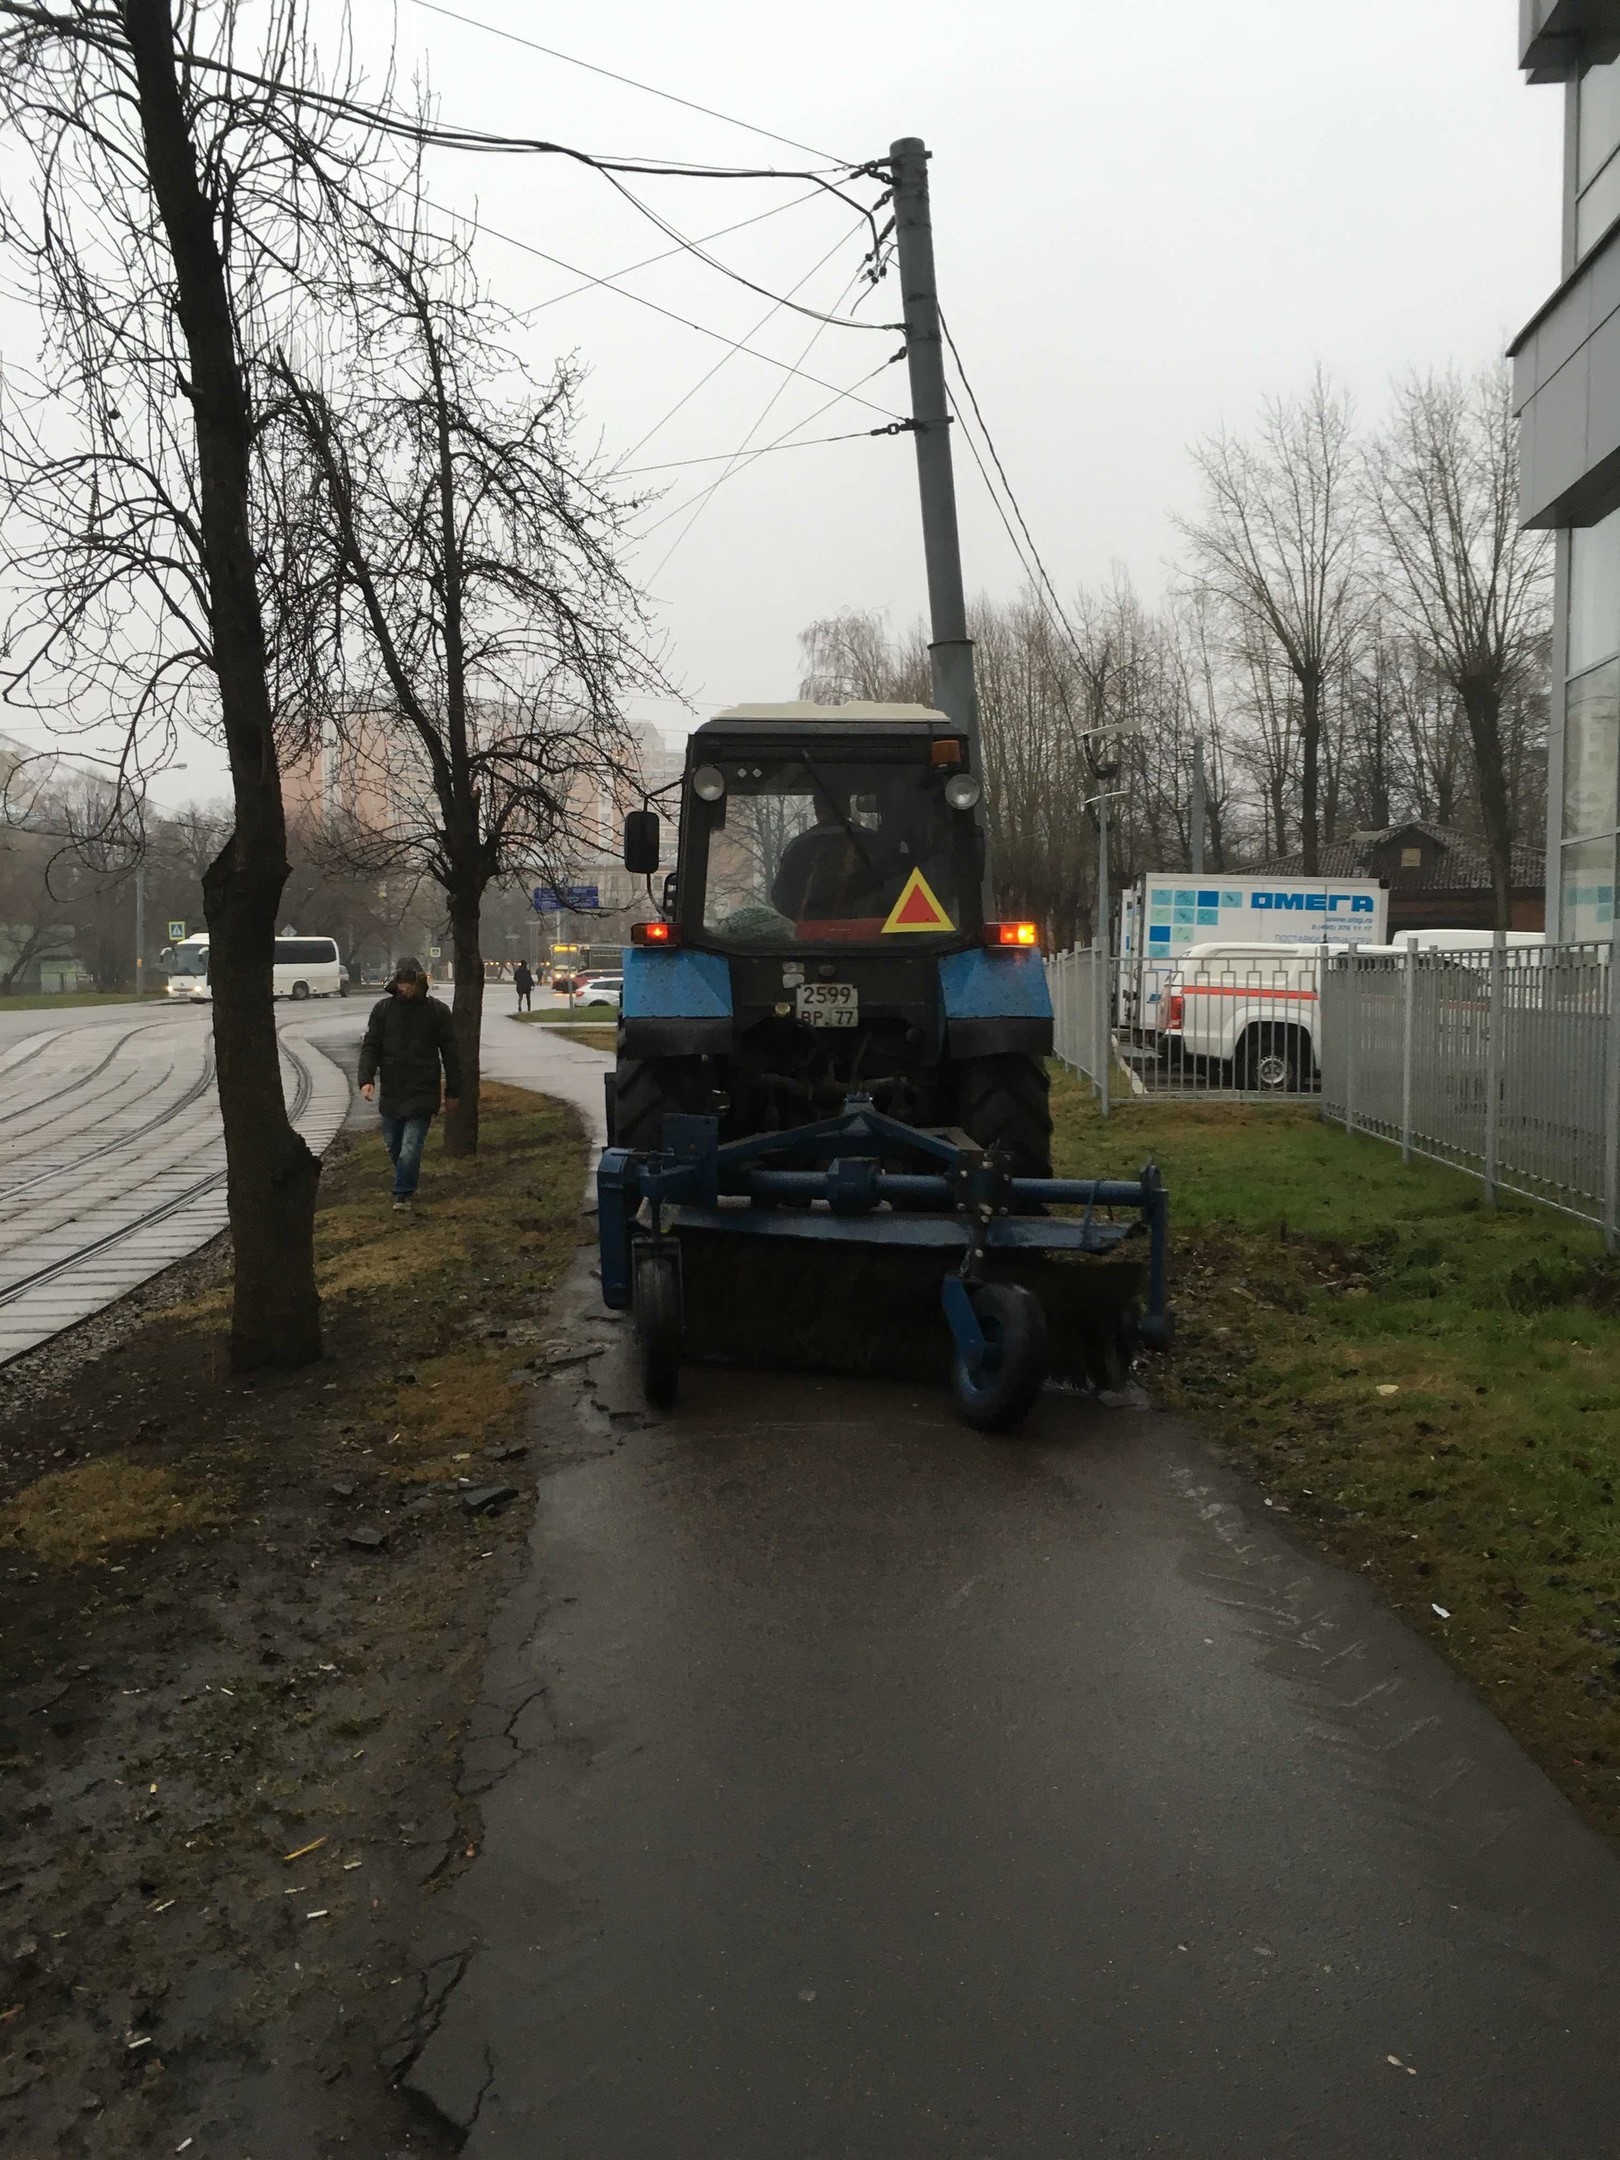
top-left (0, 826), bottom-right (79, 993)
top-left (797, 608), bottom-right (930, 705)
top-left (1366, 365), bottom-right (1552, 929)
top-left (1165, 591), bottom-right (1238, 870)
top-left (273, 209), bottom-right (661, 1153)
top-left (1178, 371), bottom-right (1363, 872)
top-left (0, 0), bottom-right (395, 1367)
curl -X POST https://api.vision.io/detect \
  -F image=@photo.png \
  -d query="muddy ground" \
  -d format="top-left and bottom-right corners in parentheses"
top-left (0, 1086), bottom-right (585, 2158)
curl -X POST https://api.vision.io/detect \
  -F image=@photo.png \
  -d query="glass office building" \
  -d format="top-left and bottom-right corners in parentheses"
top-left (1515, 2), bottom-right (1620, 939)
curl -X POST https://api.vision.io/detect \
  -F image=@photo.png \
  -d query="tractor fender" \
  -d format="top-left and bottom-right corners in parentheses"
top-left (938, 947), bottom-right (1054, 1060)
top-left (620, 946), bottom-right (735, 1057)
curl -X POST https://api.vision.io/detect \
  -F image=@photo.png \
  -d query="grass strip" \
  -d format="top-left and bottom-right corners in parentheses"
top-left (515, 1007), bottom-right (618, 1025)
top-left (1049, 1063), bottom-right (1620, 1842)
top-left (0, 990), bottom-right (147, 1010)
top-left (0, 1082), bottom-right (588, 2148)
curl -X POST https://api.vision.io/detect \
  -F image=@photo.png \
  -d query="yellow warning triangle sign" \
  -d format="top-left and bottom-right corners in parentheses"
top-left (882, 866), bottom-right (954, 934)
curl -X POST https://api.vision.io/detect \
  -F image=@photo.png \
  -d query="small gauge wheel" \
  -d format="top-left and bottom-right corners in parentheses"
top-left (633, 1243), bottom-right (683, 1408)
top-left (951, 1281), bottom-right (1048, 1432)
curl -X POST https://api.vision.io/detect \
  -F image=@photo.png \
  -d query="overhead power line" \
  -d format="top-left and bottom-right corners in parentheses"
top-left (165, 39), bottom-right (863, 183)
top-left (633, 352), bottom-right (904, 574)
top-left (638, 266), bottom-right (869, 577)
top-left (407, 0), bottom-right (846, 166)
top-left (615, 425), bottom-right (907, 477)
top-left (432, 199), bottom-right (905, 422)
top-left (939, 311), bottom-right (1088, 673)
top-left (592, 165), bottom-right (896, 331)
top-left (518, 187), bottom-right (827, 320)
top-left (619, 216), bottom-right (869, 464)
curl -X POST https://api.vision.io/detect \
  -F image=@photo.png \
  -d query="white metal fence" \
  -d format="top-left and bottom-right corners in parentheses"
top-left (1048, 945), bottom-right (1323, 1106)
top-left (1320, 945), bottom-right (1620, 1240)
top-left (1048, 940), bottom-right (1620, 1246)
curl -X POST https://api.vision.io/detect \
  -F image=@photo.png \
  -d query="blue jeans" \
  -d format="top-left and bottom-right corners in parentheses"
top-left (379, 1113), bottom-right (432, 1198)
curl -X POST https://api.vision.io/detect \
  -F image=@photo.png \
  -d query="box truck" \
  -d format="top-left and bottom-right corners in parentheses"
top-left (1116, 874), bottom-right (1388, 1039)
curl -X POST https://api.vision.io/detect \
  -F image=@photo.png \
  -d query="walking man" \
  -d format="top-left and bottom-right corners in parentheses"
top-left (513, 958), bottom-right (534, 1013)
top-left (358, 957), bottom-right (462, 1213)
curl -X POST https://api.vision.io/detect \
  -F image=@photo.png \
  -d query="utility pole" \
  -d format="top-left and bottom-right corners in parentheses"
top-left (889, 138), bottom-right (980, 765)
top-left (1190, 733), bottom-right (1207, 877)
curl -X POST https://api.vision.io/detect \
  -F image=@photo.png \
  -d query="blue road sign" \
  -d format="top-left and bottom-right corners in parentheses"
top-left (532, 883), bottom-right (600, 915)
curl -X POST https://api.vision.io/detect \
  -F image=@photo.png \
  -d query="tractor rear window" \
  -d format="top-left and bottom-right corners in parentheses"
top-left (698, 758), bottom-right (966, 945)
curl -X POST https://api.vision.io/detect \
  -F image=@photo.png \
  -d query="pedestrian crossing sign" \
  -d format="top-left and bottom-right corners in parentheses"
top-left (167, 919), bottom-right (186, 941)
top-left (881, 868), bottom-right (954, 934)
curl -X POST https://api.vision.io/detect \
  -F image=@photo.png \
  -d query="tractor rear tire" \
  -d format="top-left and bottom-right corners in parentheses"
top-left (612, 1056), bottom-right (707, 1151)
top-left (951, 1053), bottom-right (1053, 1177)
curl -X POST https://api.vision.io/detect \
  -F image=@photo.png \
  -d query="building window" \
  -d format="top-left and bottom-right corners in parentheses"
top-left (1561, 835), bottom-right (1617, 941)
top-left (1560, 505), bottom-right (1620, 939)
top-left (1563, 657), bottom-right (1620, 839)
top-left (1568, 504), bottom-right (1620, 674)
top-left (1399, 846), bottom-right (1422, 867)
top-left (1577, 55), bottom-right (1620, 261)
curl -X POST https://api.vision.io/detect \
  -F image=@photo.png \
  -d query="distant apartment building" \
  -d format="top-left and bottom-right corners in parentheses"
top-left (281, 707), bottom-right (685, 952)
top-left (283, 709), bottom-right (682, 874)
top-left (1514, 1), bottom-right (1620, 939)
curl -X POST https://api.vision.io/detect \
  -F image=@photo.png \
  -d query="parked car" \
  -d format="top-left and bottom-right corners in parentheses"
top-left (573, 974), bottom-right (622, 1010)
top-left (1162, 942), bottom-right (1335, 1091)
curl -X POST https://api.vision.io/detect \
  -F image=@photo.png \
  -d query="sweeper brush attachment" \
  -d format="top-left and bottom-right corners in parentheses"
top-left (597, 1096), bottom-right (1171, 1431)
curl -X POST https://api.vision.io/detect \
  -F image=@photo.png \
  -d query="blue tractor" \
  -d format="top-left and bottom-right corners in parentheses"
top-left (608, 701), bottom-right (1053, 1171)
top-left (596, 701), bottom-right (1171, 1429)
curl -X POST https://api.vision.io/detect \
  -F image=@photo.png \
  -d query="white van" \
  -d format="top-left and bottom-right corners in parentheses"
top-left (1118, 874), bottom-right (1388, 1038)
top-left (162, 932), bottom-right (344, 1001)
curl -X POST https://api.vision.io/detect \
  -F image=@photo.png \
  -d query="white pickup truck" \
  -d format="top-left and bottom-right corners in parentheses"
top-left (1161, 933), bottom-right (1549, 1091)
top-left (1160, 942), bottom-right (1332, 1090)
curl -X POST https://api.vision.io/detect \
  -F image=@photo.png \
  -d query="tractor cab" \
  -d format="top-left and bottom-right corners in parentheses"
top-left (669, 703), bottom-right (985, 956)
top-left (615, 701), bottom-right (1052, 1172)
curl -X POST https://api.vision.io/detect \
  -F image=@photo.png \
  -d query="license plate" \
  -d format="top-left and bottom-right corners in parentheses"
top-left (796, 982), bottom-right (858, 1027)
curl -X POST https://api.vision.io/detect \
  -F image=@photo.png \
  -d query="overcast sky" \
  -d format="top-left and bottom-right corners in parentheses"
top-left (3, 0), bottom-right (1567, 809)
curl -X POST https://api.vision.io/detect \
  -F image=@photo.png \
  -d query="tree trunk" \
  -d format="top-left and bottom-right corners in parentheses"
top-left (123, 0), bottom-right (321, 1369)
top-left (1298, 664), bottom-right (1321, 875)
top-left (1207, 794), bottom-right (1227, 872)
top-left (444, 878), bottom-right (484, 1157)
top-left (1269, 776), bottom-right (1287, 860)
top-left (1461, 678), bottom-right (1515, 935)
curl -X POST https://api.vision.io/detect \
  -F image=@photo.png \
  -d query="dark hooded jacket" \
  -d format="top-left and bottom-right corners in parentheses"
top-left (358, 988), bottom-right (463, 1119)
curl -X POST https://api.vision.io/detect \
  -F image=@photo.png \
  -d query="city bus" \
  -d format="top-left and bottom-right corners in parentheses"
top-left (162, 932), bottom-right (345, 1001)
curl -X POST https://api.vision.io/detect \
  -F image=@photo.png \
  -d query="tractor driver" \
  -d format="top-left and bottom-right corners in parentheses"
top-left (770, 795), bottom-right (886, 923)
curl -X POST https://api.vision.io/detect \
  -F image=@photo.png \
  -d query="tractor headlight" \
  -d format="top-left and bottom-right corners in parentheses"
top-left (692, 764), bottom-right (726, 803)
top-left (944, 772), bottom-right (981, 810)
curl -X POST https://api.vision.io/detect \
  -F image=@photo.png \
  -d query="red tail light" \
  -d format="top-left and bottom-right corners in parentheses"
top-left (984, 921), bottom-right (1040, 950)
top-left (631, 920), bottom-right (680, 947)
top-left (1166, 992), bottom-right (1184, 1029)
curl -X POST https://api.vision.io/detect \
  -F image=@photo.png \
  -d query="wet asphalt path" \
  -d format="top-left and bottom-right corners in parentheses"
top-left (406, 1273), bottom-right (1620, 2159)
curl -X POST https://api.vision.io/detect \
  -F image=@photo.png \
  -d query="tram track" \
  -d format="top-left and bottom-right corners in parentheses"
top-left (5, 1015), bottom-right (195, 1139)
top-left (0, 1033), bottom-right (319, 1325)
top-left (0, 1044), bottom-right (219, 1208)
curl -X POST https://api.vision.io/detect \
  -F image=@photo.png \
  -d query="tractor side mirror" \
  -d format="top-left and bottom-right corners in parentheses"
top-left (623, 808), bottom-right (660, 874)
